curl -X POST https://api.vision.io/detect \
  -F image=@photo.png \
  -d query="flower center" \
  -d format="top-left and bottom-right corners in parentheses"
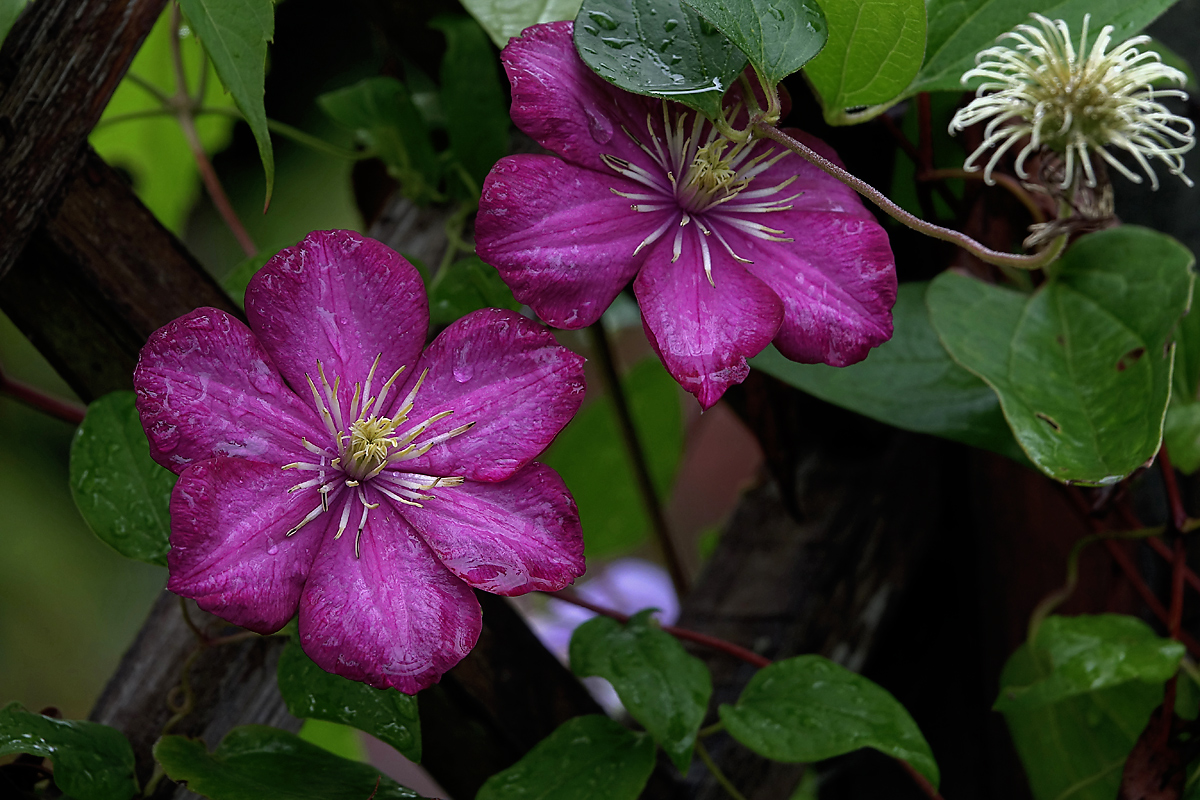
top-left (676, 140), bottom-right (751, 212)
top-left (280, 355), bottom-right (473, 556)
top-left (599, 102), bottom-right (800, 285)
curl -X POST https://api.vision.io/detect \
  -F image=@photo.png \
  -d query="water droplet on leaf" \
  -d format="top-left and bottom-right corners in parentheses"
top-left (663, 18), bottom-right (678, 31)
top-left (589, 11), bottom-right (619, 30)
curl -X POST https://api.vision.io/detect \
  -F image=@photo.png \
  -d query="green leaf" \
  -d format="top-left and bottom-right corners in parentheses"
top-left (541, 357), bottom-right (683, 557)
top-left (803, 0), bottom-right (925, 124)
top-left (154, 726), bottom-right (429, 799)
top-left (908, 0), bottom-right (1177, 98)
top-left (998, 641), bottom-right (1163, 800)
top-left (573, 0), bottom-right (748, 119)
top-left (277, 637), bottom-right (422, 762)
top-left (461, 0), bottom-right (582, 48)
top-left (428, 256), bottom-right (521, 325)
top-left (69, 391), bottom-right (175, 566)
top-left (0, 0), bottom-right (31, 56)
top-left (997, 615), bottom-right (1185, 711)
top-left (90, 7), bottom-right (237, 233)
top-left (177, 0), bottom-right (275, 208)
top-left (752, 282), bottom-right (1025, 463)
top-left (476, 715), bottom-right (657, 800)
top-left (318, 77), bottom-right (441, 203)
top-left (569, 609), bottom-right (712, 771)
top-left (719, 655), bottom-right (939, 787)
top-left (1166, 398), bottom-right (1200, 474)
top-left (430, 16), bottom-right (510, 195)
top-left (927, 226), bottom-right (1196, 485)
top-left (680, 0), bottom-right (828, 87)
top-left (0, 702), bottom-right (138, 800)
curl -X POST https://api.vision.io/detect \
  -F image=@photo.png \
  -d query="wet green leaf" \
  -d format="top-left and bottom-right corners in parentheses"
top-left (318, 77), bottom-right (441, 203)
top-left (719, 655), bottom-right (939, 786)
top-left (461, 0), bottom-right (582, 48)
top-left (541, 357), bottom-right (683, 557)
top-left (476, 715), bottom-right (656, 800)
top-left (431, 16), bottom-right (510, 195)
top-left (154, 726), bottom-right (429, 799)
top-left (752, 282), bottom-right (1025, 463)
top-left (428, 256), bottom-right (520, 325)
top-left (277, 637), bottom-right (421, 762)
top-left (573, 0), bottom-right (748, 119)
top-left (570, 609), bottom-right (712, 771)
top-left (69, 391), bottom-right (175, 566)
top-left (927, 226), bottom-right (1195, 485)
top-left (998, 640), bottom-right (1164, 800)
top-left (803, 0), bottom-right (925, 124)
top-left (997, 615), bottom-right (1185, 711)
top-left (0, 703), bottom-right (138, 800)
top-left (681, 0), bottom-right (828, 86)
top-left (177, 0), bottom-right (275, 207)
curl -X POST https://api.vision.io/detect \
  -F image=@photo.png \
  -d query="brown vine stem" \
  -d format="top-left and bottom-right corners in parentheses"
top-left (168, 3), bottom-right (257, 258)
top-left (548, 589), bottom-right (944, 800)
top-left (1116, 500), bottom-right (1200, 595)
top-left (0, 364), bottom-right (86, 424)
top-left (587, 323), bottom-right (689, 597)
top-left (752, 123), bottom-right (1067, 271)
top-left (1159, 445), bottom-right (1189, 533)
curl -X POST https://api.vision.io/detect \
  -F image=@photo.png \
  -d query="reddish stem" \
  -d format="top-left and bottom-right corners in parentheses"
top-left (169, 3), bottom-right (256, 258)
top-left (1100, 538), bottom-right (1200, 657)
top-left (549, 589), bottom-right (769, 668)
top-left (0, 365), bottom-right (85, 424)
top-left (547, 589), bottom-right (942, 800)
top-left (1159, 445), bottom-right (1189, 532)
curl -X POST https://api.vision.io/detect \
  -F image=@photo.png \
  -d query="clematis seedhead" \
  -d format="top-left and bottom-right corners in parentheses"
top-left (475, 21), bottom-right (896, 409)
top-left (134, 230), bottom-right (587, 693)
top-left (949, 14), bottom-right (1196, 190)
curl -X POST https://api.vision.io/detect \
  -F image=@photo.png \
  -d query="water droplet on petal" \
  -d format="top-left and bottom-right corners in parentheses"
top-left (585, 106), bottom-right (614, 143)
top-left (267, 545), bottom-right (279, 555)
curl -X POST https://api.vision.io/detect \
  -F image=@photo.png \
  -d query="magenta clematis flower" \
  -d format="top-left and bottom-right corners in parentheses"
top-left (134, 230), bottom-right (587, 693)
top-left (476, 22), bottom-right (897, 408)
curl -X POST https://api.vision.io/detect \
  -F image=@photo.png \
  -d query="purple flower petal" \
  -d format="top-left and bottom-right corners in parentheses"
top-left (246, 230), bottom-right (428, 415)
top-left (135, 308), bottom-right (327, 473)
top-left (501, 21), bottom-right (660, 173)
top-left (741, 209), bottom-right (896, 365)
top-left (167, 458), bottom-right (329, 633)
top-left (477, 155), bottom-right (669, 329)
top-left (397, 308), bottom-right (586, 481)
top-left (404, 463), bottom-right (585, 595)
top-left (298, 497), bottom-right (482, 693)
top-left (635, 241), bottom-right (784, 409)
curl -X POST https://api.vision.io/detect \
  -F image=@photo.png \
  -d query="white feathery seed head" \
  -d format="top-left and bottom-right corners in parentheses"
top-left (948, 13), bottom-right (1195, 190)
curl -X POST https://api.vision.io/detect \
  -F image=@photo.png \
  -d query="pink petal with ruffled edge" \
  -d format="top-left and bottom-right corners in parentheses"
top-left (737, 209), bottom-right (896, 366)
top-left (502, 21), bottom-right (662, 175)
top-left (246, 230), bottom-right (428, 416)
top-left (168, 458), bottom-right (331, 633)
top-left (635, 231), bottom-right (784, 410)
top-left (135, 308), bottom-right (327, 473)
top-left (397, 308), bottom-right (585, 482)
top-left (298, 496), bottom-right (482, 693)
top-left (477, 155), bottom-right (672, 329)
top-left (404, 463), bottom-right (584, 595)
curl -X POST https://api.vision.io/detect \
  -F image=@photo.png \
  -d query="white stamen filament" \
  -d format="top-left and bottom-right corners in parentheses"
top-left (602, 100), bottom-right (803, 284)
top-left (278, 354), bottom-right (471, 557)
